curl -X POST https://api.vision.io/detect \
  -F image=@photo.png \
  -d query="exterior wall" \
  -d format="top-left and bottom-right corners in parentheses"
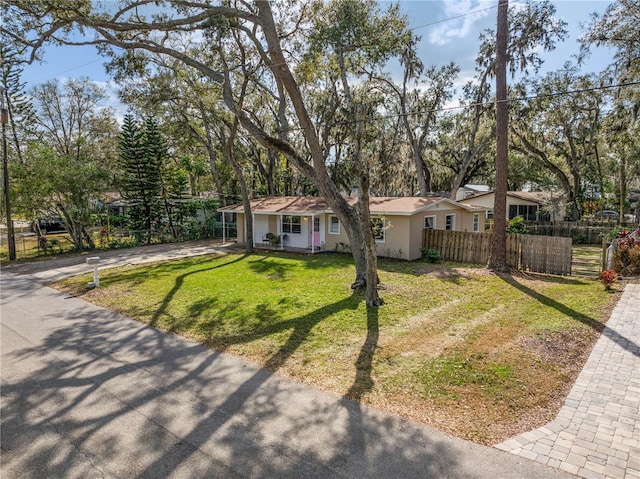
top-left (268, 216), bottom-right (278, 236)
top-left (254, 215), bottom-right (271, 244)
top-left (236, 214), bottom-right (245, 243)
top-left (457, 210), bottom-right (483, 232)
top-left (235, 212), bottom-right (330, 250)
top-left (460, 195), bottom-right (496, 211)
top-left (409, 214), bottom-right (426, 260)
top-left (374, 215), bottom-right (412, 260)
top-left (461, 194), bottom-right (561, 221)
top-left (423, 207), bottom-right (466, 232)
top-left (282, 215), bottom-right (311, 249)
top-left (232, 204), bottom-right (483, 261)
top-left (323, 214), bottom-right (350, 250)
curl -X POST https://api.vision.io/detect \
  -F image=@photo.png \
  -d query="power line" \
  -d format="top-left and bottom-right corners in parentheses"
top-left (197, 79), bottom-right (638, 145)
top-left (30, 58), bottom-right (105, 83)
top-left (410, 5), bottom-right (498, 32)
top-left (276, 79), bottom-right (640, 133)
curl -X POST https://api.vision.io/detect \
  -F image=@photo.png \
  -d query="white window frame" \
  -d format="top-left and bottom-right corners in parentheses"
top-left (371, 216), bottom-right (385, 243)
top-left (282, 215), bottom-right (302, 234)
top-left (473, 213), bottom-right (479, 232)
top-left (329, 215), bottom-right (340, 234)
top-left (486, 209), bottom-right (494, 220)
top-left (424, 215), bottom-right (436, 230)
top-left (445, 214), bottom-right (456, 231)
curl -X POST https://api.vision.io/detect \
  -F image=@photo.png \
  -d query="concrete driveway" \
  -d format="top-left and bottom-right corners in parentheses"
top-left (1, 244), bottom-right (577, 478)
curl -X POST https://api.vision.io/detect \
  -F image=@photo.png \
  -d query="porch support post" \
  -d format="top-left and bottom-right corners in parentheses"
top-left (311, 214), bottom-right (315, 254)
top-left (222, 211), bottom-right (226, 244)
top-left (279, 214), bottom-right (284, 250)
top-left (251, 212), bottom-right (255, 246)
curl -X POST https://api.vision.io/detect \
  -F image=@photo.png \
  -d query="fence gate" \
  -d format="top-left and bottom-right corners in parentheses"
top-left (520, 234), bottom-right (572, 275)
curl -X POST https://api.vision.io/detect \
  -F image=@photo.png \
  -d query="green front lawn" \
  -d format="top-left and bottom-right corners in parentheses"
top-left (54, 251), bottom-right (618, 445)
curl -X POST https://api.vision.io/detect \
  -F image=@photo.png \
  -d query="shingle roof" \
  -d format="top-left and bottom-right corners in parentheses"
top-left (461, 191), bottom-right (563, 205)
top-left (218, 196), bottom-right (484, 215)
top-left (218, 196), bottom-right (332, 214)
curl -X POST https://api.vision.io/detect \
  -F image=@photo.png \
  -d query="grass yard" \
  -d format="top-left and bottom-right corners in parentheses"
top-left (54, 250), bottom-right (619, 445)
top-left (0, 233), bottom-right (77, 262)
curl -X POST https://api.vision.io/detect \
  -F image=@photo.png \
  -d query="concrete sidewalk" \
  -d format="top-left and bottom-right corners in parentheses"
top-left (1, 244), bottom-right (577, 478)
top-left (0, 239), bottom-right (234, 283)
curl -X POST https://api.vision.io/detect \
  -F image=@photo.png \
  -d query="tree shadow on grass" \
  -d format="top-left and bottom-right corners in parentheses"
top-left (203, 293), bottom-right (361, 367)
top-left (500, 274), bottom-right (639, 357)
top-left (148, 253), bottom-right (250, 327)
top-left (344, 306), bottom-right (379, 401)
top-left (1, 271), bottom-right (536, 479)
top-left (245, 255), bottom-right (290, 280)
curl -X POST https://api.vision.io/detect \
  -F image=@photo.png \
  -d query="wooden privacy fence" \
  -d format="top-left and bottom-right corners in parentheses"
top-left (422, 230), bottom-right (573, 275)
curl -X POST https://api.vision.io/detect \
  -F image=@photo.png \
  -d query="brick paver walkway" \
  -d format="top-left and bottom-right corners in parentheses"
top-left (496, 283), bottom-right (640, 479)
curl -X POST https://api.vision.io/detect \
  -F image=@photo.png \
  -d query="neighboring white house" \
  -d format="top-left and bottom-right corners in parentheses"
top-left (459, 191), bottom-right (566, 222)
top-left (455, 184), bottom-right (491, 201)
top-left (219, 196), bottom-right (488, 260)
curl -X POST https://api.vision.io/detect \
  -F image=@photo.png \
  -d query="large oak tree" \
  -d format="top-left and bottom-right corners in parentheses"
top-left (3, 0), bottom-right (418, 305)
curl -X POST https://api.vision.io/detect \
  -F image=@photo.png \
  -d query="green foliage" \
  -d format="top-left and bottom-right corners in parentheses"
top-left (421, 248), bottom-right (441, 263)
top-left (506, 216), bottom-right (530, 234)
top-left (602, 225), bottom-right (626, 243)
top-left (1, 44), bottom-right (37, 164)
top-left (12, 144), bottom-right (107, 250)
top-left (335, 242), bottom-right (351, 253)
top-left (571, 233), bottom-right (588, 245)
top-left (301, 0), bottom-right (411, 81)
top-left (118, 115), bottom-right (164, 239)
top-left (269, 235), bottom-right (282, 247)
top-left (9, 77), bottom-right (115, 251)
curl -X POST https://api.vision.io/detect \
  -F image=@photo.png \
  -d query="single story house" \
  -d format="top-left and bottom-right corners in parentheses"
top-left (459, 191), bottom-right (566, 222)
top-left (219, 196), bottom-right (487, 260)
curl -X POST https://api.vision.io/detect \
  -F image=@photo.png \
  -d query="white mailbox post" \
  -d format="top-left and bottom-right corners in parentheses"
top-left (86, 256), bottom-right (100, 287)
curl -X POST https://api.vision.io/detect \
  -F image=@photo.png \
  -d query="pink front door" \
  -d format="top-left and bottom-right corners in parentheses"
top-left (310, 216), bottom-right (321, 249)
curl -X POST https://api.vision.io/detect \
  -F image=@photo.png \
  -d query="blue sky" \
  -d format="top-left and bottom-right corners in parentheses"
top-left (19, 0), bottom-right (613, 115)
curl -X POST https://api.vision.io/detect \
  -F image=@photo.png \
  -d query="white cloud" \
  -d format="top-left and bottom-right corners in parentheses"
top-left (94, 79), bottom-right (126, 124)
top-left (428, 0), bottom-right (494, 46)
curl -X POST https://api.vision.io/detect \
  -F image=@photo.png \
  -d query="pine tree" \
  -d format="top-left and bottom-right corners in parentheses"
top-left (1, 45), bottom-right (36, 164)
top-left (118, 115), bottom-right (163, 242)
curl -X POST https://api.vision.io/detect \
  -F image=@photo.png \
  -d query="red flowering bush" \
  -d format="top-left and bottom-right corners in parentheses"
top-left (613, 235), bottom-right (640, 276)
top-left (598, 270), bottom-right (618, 290)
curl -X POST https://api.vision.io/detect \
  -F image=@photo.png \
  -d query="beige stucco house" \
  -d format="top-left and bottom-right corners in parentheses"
top-left (219, 196), bottom-right (487, 261)
top-left (459, 191), bottom-right (566, 222)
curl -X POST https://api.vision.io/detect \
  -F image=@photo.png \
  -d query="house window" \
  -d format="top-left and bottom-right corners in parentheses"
top-left (282, 215), bottom-right (301, 234)
top-left (509, 204), bottom-right (538, 221)
top-left (526, 205), bottom-right (538, 221)
top-left (424, 216), bottom-right (436, 230)
top-left (445, 214), bottom-right (455, 231)
top-left (486, 209), bottom-right (494, 220)
top-left (371, 217), bottom-right (385, 243)
top-left (473, 213), bottom-right (479, 232)
top-left (329, 215), bottom-right (340, 234)
top-left (313, 217), bottom-right (320, 232)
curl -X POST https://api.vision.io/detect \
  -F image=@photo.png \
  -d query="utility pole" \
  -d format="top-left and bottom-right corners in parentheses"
top-left (1, 86), bottom-right (16, 260)
top-left (488, 0), bottom-right (508, 271)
